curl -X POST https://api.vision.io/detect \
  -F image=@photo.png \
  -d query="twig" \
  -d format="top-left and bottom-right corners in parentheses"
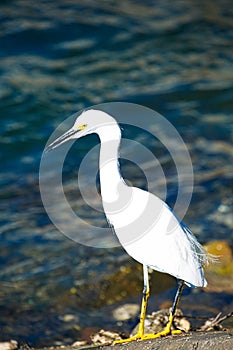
top-left (197, 311), bottom-right (233, 331)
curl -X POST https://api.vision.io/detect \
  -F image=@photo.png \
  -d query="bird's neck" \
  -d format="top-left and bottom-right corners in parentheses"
top-left (97, 124), bottom-right (124, 202)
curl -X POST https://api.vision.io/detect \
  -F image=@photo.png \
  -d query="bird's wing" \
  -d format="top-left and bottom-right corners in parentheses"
top-left (112, 187), bottom-right (207, 287)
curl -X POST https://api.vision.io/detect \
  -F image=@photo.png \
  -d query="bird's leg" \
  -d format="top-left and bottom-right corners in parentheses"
top-left (114, 278), bottom-right (185, 344)
top-left (162, 279), bottom-right (185, 334)
top-left (113, 265), bottom-right (150, 344)
top-left (142, 279), bottom-right (185, 340)
top-left (114, 279), bottom-right (185, 344)
top-left (137, 265), bottom-right (150, 337)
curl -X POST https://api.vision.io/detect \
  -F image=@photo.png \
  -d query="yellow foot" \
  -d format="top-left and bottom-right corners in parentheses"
top-left (142, 328), bottom-right (182, 340)
top-left (113, 328), bottom-right (182, 344)
top-left (113, 334), bottom-right (142, 344)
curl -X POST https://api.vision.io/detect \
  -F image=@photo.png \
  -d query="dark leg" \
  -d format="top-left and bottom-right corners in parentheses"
top-left (171, 280), bottom-right (185, 317)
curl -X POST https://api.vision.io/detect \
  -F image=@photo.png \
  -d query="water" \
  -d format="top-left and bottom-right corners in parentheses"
top-left (1, 0), bottom-right (233, 346)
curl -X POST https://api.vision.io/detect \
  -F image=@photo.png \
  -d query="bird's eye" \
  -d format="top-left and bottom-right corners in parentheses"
top-left (77, 123), bottom-right (87, 130)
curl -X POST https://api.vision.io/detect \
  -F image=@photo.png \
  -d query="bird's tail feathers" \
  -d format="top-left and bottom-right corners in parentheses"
top-left (182, 224), bottom-right (216, 267)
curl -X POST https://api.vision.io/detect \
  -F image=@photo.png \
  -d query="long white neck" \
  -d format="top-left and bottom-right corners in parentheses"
top-left (97, 123), bottom-right (124, 203)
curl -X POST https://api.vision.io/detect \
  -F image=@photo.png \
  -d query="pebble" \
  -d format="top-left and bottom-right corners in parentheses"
top-left (113, 303), bottom-right (140, 321)
top-left (0, 341), bottom-right (18, 350)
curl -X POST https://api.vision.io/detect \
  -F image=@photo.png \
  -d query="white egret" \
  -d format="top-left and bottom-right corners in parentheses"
top-left (46, 109), bottom-right (208, 343)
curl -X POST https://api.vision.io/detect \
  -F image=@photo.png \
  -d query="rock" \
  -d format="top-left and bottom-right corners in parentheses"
top-left (90, 329), bottom-right (122, 345)
top-left (59, 314), bottom-right (78, 323)
top-left (113, 303), bottom-right (140, 321)
top-left (40, 331), bottom-right (233, 350)
top-left (0, 341), bottom-right (18, 350)
top-left (100, 331), bottom-right (233, 350)
top-left (71, 340), bottom-right (88, 347)
top-left (204, 240), bottom-right (233, 293)
top-left (131, 308), bottom-right (190, 335)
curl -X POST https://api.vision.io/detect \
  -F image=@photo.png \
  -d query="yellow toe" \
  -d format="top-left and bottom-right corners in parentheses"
top-left (113, 329), bottom-right (182, 344)
top-left (113, 334), bottom-right (141, 344)
top-left (142, 328), bottom-right (182, 340)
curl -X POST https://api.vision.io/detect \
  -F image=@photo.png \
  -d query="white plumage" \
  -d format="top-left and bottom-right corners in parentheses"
top-left (46, 108), bottom-right (208, 342)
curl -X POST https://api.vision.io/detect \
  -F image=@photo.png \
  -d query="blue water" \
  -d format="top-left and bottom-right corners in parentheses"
top-left (0, 0), bottom-right (232, 346)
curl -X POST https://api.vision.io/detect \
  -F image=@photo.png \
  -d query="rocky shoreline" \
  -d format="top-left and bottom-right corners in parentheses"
top-left (1, 331), bottom-right (233, 350)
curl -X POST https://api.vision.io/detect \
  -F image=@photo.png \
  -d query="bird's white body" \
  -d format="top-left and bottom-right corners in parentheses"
top-left (47, 109), bottom-right (207, 289)
top-left (96, 118), bottom-right (207, 288)
top-left (105, 187), bottom-right (206, 287)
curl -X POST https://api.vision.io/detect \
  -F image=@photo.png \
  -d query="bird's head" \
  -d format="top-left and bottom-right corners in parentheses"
top-left (45, 109), bottom-right (118, 152)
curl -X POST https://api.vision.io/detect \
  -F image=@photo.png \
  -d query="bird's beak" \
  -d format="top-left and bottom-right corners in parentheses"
top-left (45, 128), bottom-right (78, 152)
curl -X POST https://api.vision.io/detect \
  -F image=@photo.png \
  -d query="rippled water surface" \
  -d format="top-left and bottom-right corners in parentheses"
top-left (0, 0), bottom-right (233, 346)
